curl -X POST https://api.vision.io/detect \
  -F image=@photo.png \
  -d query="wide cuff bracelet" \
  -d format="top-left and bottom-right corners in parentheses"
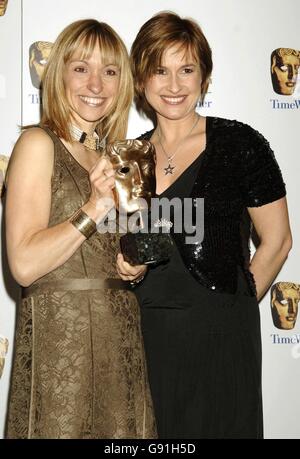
top-left (70, 209), bottom-right (97, 239)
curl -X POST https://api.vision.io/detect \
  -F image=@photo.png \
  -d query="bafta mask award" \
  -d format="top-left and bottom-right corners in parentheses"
top-left (106, 139), bottom-right (174, 266)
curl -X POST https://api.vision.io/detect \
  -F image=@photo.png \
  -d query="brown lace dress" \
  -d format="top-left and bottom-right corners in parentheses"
top-left (5, 127), bottom-right (157, 439)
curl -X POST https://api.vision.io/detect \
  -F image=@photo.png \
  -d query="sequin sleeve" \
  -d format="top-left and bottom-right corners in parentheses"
top-left (238, 125), bottom-right (286, 207)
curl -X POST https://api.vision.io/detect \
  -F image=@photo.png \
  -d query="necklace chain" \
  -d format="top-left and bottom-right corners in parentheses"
top-left (157, 114), bottom-right (200, 175)
top-left (69, 125), bottom-right (106, 151)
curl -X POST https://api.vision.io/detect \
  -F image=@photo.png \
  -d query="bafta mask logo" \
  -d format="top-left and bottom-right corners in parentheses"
top-left (0, 0), bottom-right (8, 16)
top-left (105, 140), bottom-right (173, 266)
top-left (29, 41), bottom-right (53, 89)
top-left (0, 154), bottom-right (9, 196)
top-left (106, 139), bottom-right (156, 214)
top-left (0, 335), bottom-right (9, 379)
top-left (271, 282), bottom-right (300, 330)
top-left (271, 48), bottom-right (300, 96)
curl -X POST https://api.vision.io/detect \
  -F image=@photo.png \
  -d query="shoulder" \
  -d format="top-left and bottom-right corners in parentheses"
top-left (8, 126), bottom-right (54, 180)
top-left (211, 117), bottom-right (273, 162)
top-left (211, 116), bottom-right (266, 141)
top-left (13, 126), bottom-right (54, 159)
top-left (17, 126), bottom-right (54, 148)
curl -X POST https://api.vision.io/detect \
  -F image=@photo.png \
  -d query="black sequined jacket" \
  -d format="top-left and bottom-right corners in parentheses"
top-left (139, 117), bottom-right (286, 296)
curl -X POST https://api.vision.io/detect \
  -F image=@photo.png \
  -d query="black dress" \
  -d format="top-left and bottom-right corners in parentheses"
top-left (135, 152), bottom-right (263, 439)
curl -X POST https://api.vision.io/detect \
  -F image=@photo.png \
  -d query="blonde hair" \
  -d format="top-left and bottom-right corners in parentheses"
top-left (41, 19), bottom-right (133, 142)
top-left (131, 11), bottom-right (212, 122)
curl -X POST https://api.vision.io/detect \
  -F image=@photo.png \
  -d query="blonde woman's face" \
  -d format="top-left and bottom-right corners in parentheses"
top-left (63, 44), bottom-right (120, 132)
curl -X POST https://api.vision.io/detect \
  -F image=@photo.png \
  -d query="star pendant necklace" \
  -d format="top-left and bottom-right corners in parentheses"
top-left (157, 114), bottom-right (200, 175)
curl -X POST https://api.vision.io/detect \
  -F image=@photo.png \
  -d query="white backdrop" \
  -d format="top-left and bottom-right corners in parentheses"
top-left (0, 0), bottom-right (299, 439)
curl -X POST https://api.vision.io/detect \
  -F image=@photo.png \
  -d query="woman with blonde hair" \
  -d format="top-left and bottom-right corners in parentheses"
top-left (127, 11), bottom-right (292, 438)
top-left (5, 19), bottom-right (156, 439)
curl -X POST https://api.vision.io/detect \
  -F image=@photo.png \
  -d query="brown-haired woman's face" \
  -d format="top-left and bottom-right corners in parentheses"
top-left (63, 43), bottom-right (120, 131)
top-left (144, 44), bottom-right (201, 121)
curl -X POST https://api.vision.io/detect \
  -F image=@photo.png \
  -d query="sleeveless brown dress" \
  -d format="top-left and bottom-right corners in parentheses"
top-left (5, 127), bottom-right (157, 439)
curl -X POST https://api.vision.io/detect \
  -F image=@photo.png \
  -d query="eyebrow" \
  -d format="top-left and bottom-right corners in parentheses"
top-left (69, 59), bottom-right (118, 66)
top-left (157, 63), bottom-right (198, 68)
top-left (69, 59), bottom-right (88, 64)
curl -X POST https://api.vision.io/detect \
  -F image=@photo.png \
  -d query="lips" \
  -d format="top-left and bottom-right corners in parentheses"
top-left (286, 316), bottom-right (296, 321)
top-left (79, 95), bottom-right (106, 106)
top-left (160, 96), bottom-right (187, 105)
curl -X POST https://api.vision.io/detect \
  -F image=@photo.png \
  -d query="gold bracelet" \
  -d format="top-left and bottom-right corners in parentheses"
top-left (70, 209), bottom-right (97, 239)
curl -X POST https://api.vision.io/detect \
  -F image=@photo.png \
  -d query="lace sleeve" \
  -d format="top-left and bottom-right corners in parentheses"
top-left (238, 125), bottom-right (286, 207)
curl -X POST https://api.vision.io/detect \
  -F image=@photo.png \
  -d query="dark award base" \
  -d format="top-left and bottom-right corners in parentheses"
top-left (120, 232), bottom-right (174, 266)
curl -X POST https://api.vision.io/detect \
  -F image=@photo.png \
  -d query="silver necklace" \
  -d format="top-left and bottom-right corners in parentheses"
top-left (157, 114), bottom-right (200, 175)
top-left (69, 125), bottom-right (106, 151)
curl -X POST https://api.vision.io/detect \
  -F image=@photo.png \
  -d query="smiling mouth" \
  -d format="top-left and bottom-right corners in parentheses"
top-left (161, 96), bottom-right (187, 105)
top-left (79, 96), bottom-right (106, 107)
top-left (286, 82), bottom-right (296, 87)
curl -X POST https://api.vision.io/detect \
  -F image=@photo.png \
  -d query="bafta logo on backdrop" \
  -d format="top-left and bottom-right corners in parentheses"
top-left (270, 282), bottom-right (300, 330)
top-left (0, 154), bottom-right (9, 196)
top-left (29, 41), bottom-right (53, 90)
top-left (28, 41), bottom-right (53, 108)
top-left (270, 48), bottom-right (300, 110)
top-left (0, 0), bottom-right (8, 17)
top-left (0, 335), bottom-right (9, 379)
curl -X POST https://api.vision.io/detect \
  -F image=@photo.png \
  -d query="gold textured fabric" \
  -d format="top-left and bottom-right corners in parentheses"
top-left (5, 127), bottom-right (157, 439)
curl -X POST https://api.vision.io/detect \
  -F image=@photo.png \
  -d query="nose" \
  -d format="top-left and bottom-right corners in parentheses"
top-left (287, 65), bottom-right (296, 81)
top-left (287, 298), bottom-right (296, 315)
top-left (167, 72), bottom-right (181, 93)
top-left (87, 71), bottom-right (103, 94)
top-left (132, 163), bottom-right (144, 187)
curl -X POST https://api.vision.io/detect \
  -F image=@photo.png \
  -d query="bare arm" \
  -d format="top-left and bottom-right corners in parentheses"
top-left (5, 128), bottom-right (115, 287)
top-left (248, 197), bottom-right (292, 301)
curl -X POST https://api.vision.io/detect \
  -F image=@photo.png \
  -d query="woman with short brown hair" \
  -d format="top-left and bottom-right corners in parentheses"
top-left (126, 11), bottom-right (292, 439)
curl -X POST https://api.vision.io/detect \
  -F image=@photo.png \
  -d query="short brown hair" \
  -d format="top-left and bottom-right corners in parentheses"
top-left (131, 11), bottom-right (212, 122)
top-left (41, 19), bottom-right (133, 142)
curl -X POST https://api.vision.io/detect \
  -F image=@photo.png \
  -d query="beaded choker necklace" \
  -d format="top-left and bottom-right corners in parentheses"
top-left (70, 125), bottom-right (106, 151)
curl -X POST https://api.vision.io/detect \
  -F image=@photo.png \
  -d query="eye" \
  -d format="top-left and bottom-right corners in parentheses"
top-left (182, 67), bottom-right (194, 74)
top-left (280, 299), bottom-right (288, 305)
top-left (280, 65), bottom-right (288, 72)
top-left (118, 166), bottom-right (130, 175)
top-left (39, 59), bottom-right (47, 65)
top-left (156, 67), bottom-right (166, 75)
top-left (105, 68), bottom-right (118, 76)
top-left (74, 66), bottom-right (87, 73)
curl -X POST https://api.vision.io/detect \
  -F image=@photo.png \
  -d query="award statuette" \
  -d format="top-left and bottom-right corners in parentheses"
top-left (106, 139), bottom-right (174, 266)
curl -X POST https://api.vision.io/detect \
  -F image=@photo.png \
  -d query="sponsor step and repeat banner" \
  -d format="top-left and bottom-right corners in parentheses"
top-left (0, 0), bottom-right (299, 439)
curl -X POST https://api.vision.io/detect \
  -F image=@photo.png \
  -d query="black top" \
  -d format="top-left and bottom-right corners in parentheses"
top-left (139, 116), bottom-right (286, 295)
top-left (136, 136), bottom-right (263, 438)
top-left (136, 152), bottom-right (205, 308)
